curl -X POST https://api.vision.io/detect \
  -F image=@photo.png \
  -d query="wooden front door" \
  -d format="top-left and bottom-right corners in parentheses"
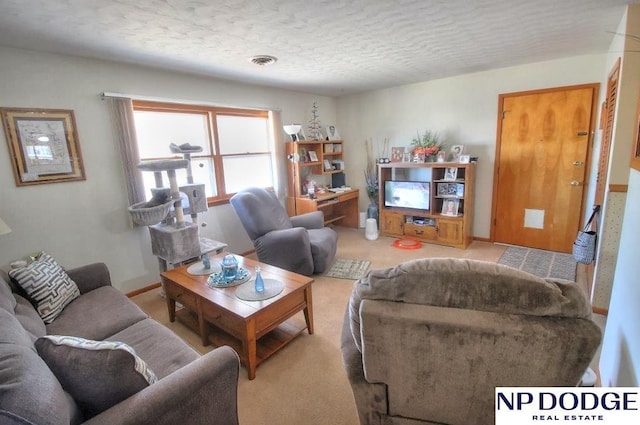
top-left (492, 84), bottom-right (598, 252)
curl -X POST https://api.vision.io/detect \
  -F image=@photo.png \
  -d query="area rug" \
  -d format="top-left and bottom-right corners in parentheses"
top-left (325, 258), bottom-right (371, 280)
top-left (498, 246), bottom-right (577, 281)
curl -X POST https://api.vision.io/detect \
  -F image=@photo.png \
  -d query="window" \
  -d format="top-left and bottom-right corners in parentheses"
top-left (132, 101), bottom-right (274, 205)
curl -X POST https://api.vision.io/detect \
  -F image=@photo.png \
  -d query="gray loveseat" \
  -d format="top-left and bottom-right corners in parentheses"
top-left (0, 262), bottom-right (240, 425)
top-left (341, 258), bottom-right (602, 425)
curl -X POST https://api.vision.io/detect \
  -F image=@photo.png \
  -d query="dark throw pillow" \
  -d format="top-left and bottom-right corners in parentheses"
top-left (35, 335), bottom-right (158, 418)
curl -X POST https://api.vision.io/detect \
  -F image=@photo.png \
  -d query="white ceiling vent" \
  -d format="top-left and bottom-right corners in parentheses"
top-left (249, 55), bottom-right (278, 66)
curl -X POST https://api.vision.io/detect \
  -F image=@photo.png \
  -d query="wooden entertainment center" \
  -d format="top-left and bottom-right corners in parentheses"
top-left (286, 140), bottom-right (359, 227)
top-left (378, 162), bottom-right (476, 249)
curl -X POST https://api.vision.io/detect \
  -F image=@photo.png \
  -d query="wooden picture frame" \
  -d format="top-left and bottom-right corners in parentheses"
top-left (631, 96), bottom-right (640, 172)
top-left (448, 145), bottom-right (464, 162)
top-left (391, 147), bottom-right (405, 162)
top-left (444, 167), bottom-right (458, 181)
top-left (441, 198), bottom-right (460, 216)
top-left (1, 108), bottom-right (85, 186)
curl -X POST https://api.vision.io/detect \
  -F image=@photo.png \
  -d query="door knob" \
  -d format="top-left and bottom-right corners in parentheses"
top-left (570, 181), bottom-right (582, 186)
top-left (573, 160), bottom-right (584, 167)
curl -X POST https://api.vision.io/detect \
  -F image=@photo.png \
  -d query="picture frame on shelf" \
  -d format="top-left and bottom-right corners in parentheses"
top-left (444, 167), bottom-right (458, 181)
top-left (455, 183), bottom-right (465, 197)
top-left (459, 154), bottom-right (470, 163)
top-left (297, 128), bottom-right (306, 141)
top-left (437, 183), bottom-right (449, 196)
top-left (323, 159), bottom-right (333, 171)
top-left (326, 125), bottom-right (340, 141)
top-left (298, 147), bottom-right (308, 162)
top-left (448, 145), bottom-right (464, 162)
top-left (441, 199), bottom-right (460, 216)
top-left (437, 151), bottom-right (446, 162)
top-left (1, 107), bottom-right (85, 186)
top-left (308, 151), bottom-right (318, 162)
top-left (402, 152), bottom-right (412, 162)
top-left (391, 147), bottom-right (405, 162)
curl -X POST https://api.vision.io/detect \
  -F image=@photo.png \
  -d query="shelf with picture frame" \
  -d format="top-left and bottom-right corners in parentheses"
top-left (377, 161), bottom-right (476, 248)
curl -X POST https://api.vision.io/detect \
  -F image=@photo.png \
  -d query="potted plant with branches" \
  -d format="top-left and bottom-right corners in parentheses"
top-left (411, 130), bottom-right (445, 162)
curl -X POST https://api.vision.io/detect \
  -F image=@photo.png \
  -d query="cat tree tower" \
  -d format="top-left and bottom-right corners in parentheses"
top-left (130, 144), bottom-right (226, 273)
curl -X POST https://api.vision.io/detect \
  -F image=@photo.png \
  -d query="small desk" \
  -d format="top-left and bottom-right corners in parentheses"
top-left (288, 188), bottom-right (359, 227)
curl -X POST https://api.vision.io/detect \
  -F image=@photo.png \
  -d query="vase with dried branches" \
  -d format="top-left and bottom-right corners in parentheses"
top-left (365, 138), bottom-right (381, 224)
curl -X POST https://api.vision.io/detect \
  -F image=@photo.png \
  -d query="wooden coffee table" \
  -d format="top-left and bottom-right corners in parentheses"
top-left (160, 253), bottom-right (314, 380)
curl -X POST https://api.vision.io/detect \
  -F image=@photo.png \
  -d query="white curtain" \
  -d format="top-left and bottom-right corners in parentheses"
top-left (106, 97), bottom-right (145, 205)
top-left (269, 110), bottom-right (287, 200)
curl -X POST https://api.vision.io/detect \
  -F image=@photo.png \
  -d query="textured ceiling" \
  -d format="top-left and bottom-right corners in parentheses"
top-left (0, 0), bottom-right (635, 96)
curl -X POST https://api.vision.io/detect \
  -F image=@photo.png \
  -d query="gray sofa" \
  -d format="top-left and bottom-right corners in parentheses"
top-left (341, 258), bottom-right (602, 425)
top-left (0, 262), bottom-right (240, 425)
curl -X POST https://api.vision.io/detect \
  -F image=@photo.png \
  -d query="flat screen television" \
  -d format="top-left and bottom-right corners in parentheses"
top-left (384, 180), bottom-right (430, 211)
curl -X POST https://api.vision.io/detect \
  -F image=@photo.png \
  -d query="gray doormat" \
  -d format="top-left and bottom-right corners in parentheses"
top-left (498, 246), bottom-right (577, 281)
top-left (325, 258), bottom-right (371, 280)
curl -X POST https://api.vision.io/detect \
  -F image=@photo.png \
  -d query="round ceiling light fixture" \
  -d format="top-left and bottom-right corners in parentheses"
top-left (249, 55), bottom-right (278, 66)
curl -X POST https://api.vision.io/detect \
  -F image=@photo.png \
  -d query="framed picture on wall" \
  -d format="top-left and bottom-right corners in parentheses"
top-left (1, 107), bottom-right (86, 186)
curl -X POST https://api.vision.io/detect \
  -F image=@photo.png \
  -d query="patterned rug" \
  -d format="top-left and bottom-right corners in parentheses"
top-left (498, 246), bottom-right (577, 281)
top-left (325, 258), bottom-right (371, 280)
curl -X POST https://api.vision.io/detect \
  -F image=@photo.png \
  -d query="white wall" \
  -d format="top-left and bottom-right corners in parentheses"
top-left (0, 46), bottom-right (336, 293)
top-left (336, 54), bottom-right (609, 239)
top-left (599, 170), bottom-right (640, 387)
top-left (599, 4), bottom-right (640, 387)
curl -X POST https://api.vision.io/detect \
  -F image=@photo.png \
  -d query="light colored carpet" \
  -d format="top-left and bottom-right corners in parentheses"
top-left (132, 227), bottom-right (600, 425)
top-left (325, 258), bottom-right (371, 280)
top-left (497, 245), bottom-right (577, 281)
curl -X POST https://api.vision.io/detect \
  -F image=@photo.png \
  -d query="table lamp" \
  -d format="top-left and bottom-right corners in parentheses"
top-left (283, 124), bottom-right (302, 141)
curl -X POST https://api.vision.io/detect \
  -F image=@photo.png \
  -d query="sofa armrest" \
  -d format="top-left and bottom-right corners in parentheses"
top-left (65, 263), bottom-right (112, 294)
top-left (290, 211), bottom-right (324, 229)
top-left (83, 346), bottom-right (240, 425)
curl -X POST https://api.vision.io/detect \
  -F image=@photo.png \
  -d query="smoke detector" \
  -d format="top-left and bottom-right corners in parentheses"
top-left (249, 55), bottom-right (278, 66)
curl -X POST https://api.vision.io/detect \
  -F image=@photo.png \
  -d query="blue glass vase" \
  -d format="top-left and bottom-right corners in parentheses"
top-left (254, 266), bottom-right (265, 293)
top-left (201, 254), bottom-right (211, 269)
top-left (367, 203), bottom-right (379, 227)
top-left (220, 254), bottom-right (238, 281)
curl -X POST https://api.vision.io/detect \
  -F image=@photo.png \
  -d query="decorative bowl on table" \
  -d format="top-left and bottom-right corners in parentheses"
top-left (206, 267), bottom-right (251, 288)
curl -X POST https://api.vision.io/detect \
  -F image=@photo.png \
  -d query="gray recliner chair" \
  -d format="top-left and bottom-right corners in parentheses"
top-left (230, 187), bottom-right (337, 276)
top-left (341, 258), bottom-right (602, 425)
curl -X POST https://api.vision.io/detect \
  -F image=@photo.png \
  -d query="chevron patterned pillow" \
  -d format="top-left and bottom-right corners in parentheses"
top-left (8, 252), bottom-right (80, 324)
top-left (35, 335), bottom-right (158, 418)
